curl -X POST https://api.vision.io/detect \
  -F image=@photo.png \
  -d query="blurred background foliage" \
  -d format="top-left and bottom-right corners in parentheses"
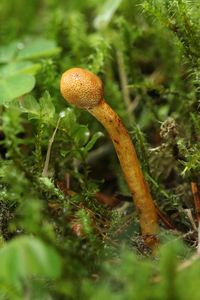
top-left (1, 0), bottom-right (200, 299)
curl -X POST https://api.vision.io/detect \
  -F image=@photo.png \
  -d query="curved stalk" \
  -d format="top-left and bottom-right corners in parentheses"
top-left (89, 100), bottom-right (159, 249)
top-left (60, 67), bottom-right (159, 251)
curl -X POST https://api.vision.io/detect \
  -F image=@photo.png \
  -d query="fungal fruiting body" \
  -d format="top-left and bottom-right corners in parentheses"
top-left (60, 68), bottom-right (159, 250)
top-left (60, 68), bottom-right (103, 108)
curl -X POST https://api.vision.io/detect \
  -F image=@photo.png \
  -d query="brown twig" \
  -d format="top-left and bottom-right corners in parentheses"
top-left (155, 205), bottom-right (176, 230)
top-left (191, 182), bottom-right (200, 222)
top-left (191, 182), bottom-right (200, 254)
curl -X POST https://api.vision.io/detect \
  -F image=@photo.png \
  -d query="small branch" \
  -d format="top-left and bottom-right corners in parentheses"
top-left (65, 173), bottom-right (70, 190)
top-left (177, 253), bottom-right (200, 271)
top-left (42, 116), bottom-right (62, 177)
top-left (116, 50), bottom-right (133, 123)
top-left (191, 182), bottom-right (200, 221)
top-left (184, 208), bottom-right (198, 232)
top-left (128, 95), bottom-right (140, 113)
top-left (155, 205), bottom-right (175, 230)
top-left (191, 182), bottom-right (200, 254)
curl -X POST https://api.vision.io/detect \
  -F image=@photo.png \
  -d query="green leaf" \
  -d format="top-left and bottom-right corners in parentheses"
top-left (17, 39), bottom-right (61, 60)
top-left (72, 125), bottom-right (90, 147)
top-left (94, 0), bottom-right (123, 29)
top-left (21, 93), bottom-right (55, 122)
top-left (20, 95), bottom-right (40, 119)
top-left (0, 236), bottom-right (61, 289)
top-left (39, 91), bottom-right (55, 122)
top-left (0, 41), bottom-right (19, 63)
top-left (0, 74), bottom-right (35, 104)
top-left (0, 61), bottom-right (40, 77)
top-left (60, 108), bottom-right (77, 131)
top-left (84, 132), bottom-right (104, 152)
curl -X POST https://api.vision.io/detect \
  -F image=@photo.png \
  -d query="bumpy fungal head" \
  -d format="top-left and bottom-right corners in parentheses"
top-left (60, 68), bottom-right (104, 109)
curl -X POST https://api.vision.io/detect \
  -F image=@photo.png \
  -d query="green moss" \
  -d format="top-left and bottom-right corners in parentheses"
top-left (1, 0), bottom-right (200, 298)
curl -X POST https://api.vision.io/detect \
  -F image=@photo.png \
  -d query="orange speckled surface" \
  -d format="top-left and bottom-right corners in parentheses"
top-left (60, 68), bottom-right (103, 108)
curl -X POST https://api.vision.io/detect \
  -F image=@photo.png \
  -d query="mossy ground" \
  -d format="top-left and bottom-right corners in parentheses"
top-left (1, 0), bottom-right (200, 299)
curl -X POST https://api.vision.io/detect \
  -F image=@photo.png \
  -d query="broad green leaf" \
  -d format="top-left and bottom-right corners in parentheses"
top-left (84, 132), bottom-right (104, 152)
top-left (20, 95), bottom-right (40, 119)
top-left (39, 91), bottom-right (55, 122)
top-left (0, 236), bottom-right (61, 289)
top-left (72, 125), bottom-right (90, 147)
top-left (0, 41), bottom-right (19, 63)
top-left (0, 61), bottom-right (40, 77)
top-left (94, 0), bottom-right (123, 29)
top-left (60, 108), bottom-right (77, 131)
top-left (17, 39), bottom-right (61, 60)
top-left (0, 74), bottom-right (35, 104)
top-left (21, 93), bottom-right (55, 122)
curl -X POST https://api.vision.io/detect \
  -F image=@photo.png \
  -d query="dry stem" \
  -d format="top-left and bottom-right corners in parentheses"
top-left (42, 116), bottom-right (61, 177)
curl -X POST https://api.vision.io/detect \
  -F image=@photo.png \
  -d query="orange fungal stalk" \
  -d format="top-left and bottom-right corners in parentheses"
top-left (60, 67), bottom-right (159, 251)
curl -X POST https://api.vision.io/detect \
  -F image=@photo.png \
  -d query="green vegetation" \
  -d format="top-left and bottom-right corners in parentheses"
top-left (1, 0), bottom-right (200, 299)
